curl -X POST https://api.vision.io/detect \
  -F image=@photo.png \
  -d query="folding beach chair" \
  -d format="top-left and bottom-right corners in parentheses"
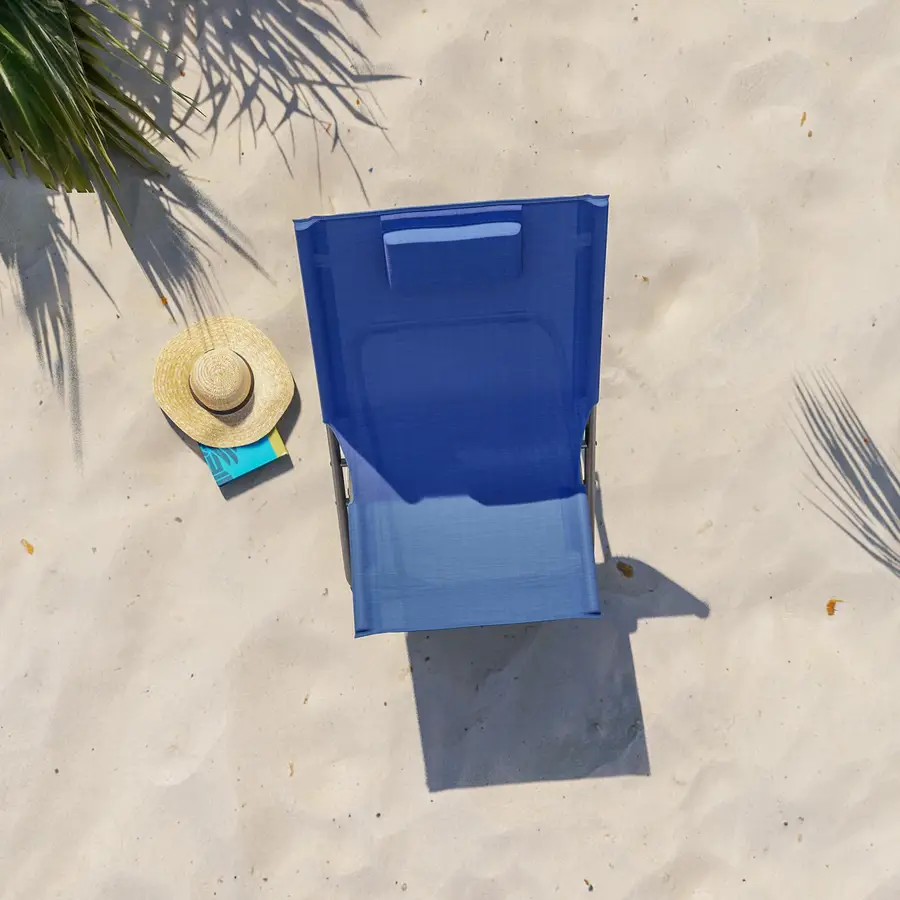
top-left (294, 195), bottom-right (609, 636)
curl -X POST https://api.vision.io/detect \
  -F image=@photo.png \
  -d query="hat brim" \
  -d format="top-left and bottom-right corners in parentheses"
top-left (153, 317), bottom-right (294, 448)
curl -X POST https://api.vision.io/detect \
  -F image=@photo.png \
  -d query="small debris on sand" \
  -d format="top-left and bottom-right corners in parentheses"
top-left (21, 539), bottom-right (34, 555)
top-left (826, 598), bottom-right (844, 616)
top-left (616, 561), bottom-right (634, 578)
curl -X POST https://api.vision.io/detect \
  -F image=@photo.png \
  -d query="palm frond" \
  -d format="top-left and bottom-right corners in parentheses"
top-left (0, 0), bottom-right (180, 220)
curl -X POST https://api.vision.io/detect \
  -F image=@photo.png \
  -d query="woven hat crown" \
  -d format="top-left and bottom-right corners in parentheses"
top-left (189, 348), bottom-right (253, 413)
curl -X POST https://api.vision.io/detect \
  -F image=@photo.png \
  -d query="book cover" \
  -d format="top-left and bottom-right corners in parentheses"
top-left (199, 428), bottom-right (287, 486)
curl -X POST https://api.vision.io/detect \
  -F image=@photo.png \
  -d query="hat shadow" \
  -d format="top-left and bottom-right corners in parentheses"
top-left (163, 383), bottom-right (301, 497)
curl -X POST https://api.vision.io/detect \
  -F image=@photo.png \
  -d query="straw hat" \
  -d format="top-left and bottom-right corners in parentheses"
top-left (153, 316), bottom-right (294, 448)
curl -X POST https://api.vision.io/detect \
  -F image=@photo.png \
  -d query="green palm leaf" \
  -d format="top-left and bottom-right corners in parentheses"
top-left (0, 0), bottom-right (180, 220)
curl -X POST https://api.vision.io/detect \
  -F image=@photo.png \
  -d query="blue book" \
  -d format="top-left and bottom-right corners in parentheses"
top-left (199, 428), bottom-right (287, 486)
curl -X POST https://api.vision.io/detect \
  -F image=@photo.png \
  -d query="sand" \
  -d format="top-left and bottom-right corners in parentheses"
top-left (3, 0), bottom-right (900, 896)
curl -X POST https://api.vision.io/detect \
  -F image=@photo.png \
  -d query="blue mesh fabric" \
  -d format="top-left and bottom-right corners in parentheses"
top-left (295, 196), bottom-right (609, 635)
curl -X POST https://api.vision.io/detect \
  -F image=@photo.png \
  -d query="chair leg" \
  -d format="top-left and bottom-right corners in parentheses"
top-left (583, 406), bottom-right (598, 555)
top-left (326, 426), bottom-right (352, 585)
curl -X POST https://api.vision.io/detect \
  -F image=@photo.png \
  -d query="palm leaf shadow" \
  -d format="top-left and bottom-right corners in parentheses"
top-left (112, 0), bottom-right (402, 198)
top-left (1, 0), bottom-right (394, 460)
top-left (0, 168), bottom-right (266, 460)
top-left (0, 180), bottom-right (106, 463)
top-left (114, 162), bottom-right (269, 323)
top-left (793, 371), bottom-right (900, 577)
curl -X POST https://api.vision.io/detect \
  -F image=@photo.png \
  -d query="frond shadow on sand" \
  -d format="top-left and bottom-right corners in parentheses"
top-left (0, 169), bottom-right (266, 462)
top-left (111, 0), bottom-right (402, 197)
top-left (114, 162), bottom-right (269, 323)
top-left (0, 180), bottom-right (102, 463)
top-left (793, 370), bottom-right (900, 577)
top-left (1, 0), bottom-right (397, 462)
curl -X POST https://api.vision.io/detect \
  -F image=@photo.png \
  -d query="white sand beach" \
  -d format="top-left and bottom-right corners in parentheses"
top-left (4, 0), bottom-right (900, 896)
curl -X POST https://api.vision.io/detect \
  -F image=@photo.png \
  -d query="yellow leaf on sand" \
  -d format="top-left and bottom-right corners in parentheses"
top-left (826, 598), bottom-right (844, 616)
top-left (21, 539), bottom-right (34, 555)
top-left (800, 111), bottom-right (807, 126)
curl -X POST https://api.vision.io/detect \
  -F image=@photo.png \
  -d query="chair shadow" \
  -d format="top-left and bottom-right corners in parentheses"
top-left (793, 370), bottom-right (900, 576)
top-left (407, 477), bottom-right (710, 791)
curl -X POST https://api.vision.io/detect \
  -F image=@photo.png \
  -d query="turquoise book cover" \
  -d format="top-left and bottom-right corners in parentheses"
top-left (199, 428), bottom-right (287, 486)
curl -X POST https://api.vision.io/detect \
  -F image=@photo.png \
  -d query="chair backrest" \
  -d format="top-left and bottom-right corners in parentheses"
top-left (294, 196), bottom-right (609, 505)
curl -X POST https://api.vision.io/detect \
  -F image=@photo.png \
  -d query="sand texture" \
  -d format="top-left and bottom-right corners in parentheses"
top-left (3, 0), bottom-right (900, 897)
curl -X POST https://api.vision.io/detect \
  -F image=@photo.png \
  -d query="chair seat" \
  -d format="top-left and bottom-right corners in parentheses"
top-left (348, 493), bottom-right (600, 635)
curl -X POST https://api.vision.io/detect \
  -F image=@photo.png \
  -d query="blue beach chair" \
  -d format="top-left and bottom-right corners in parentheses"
top-left (294, 195), bottom-right (609, 636)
